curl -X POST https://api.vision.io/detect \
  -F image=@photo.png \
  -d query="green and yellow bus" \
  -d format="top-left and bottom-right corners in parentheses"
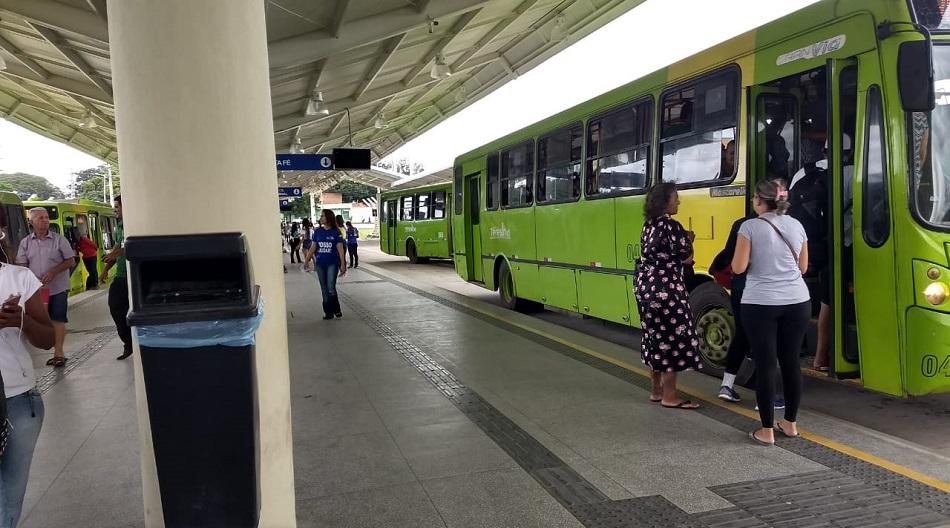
top-left (24, 199), bottom-right (118, 295)
top-left (380, 183), bottom-right (453, 263)
top-left (452, 0), bottom-right (950, 397)
top-left (0, 192), bottom-right (29, 252)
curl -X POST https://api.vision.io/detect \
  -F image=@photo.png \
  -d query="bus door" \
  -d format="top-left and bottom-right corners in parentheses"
top-left (466, 174), bottom-right (483, 282)
top-left (842, 58), bottom-right (901, 393)
top-left (827, 59), bottom-right (860, 377)
top-left (385, 200), bottom-right (397, 254)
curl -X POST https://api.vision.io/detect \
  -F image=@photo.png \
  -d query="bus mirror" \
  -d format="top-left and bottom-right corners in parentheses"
top-left (898, 40), bottom-right (935, 112)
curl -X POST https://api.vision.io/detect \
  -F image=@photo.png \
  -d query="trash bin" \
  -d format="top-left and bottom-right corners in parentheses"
top-left (126, 233), bottom-right (263, 528)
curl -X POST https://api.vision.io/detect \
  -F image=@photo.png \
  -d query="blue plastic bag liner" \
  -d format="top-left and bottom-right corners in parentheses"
top-left (135, 299), bottom-right (265, 348)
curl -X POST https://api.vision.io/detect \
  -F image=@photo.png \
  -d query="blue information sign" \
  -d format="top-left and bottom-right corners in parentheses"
top-left (278, 187), bottom-right (303, 198)
top-left (276, 154), bottom-right (333, 171)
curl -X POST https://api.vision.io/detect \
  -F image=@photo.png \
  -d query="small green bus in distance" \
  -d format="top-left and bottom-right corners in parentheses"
top-left (452, 0), bottom-right (950, 397)
top-left (24, 199), bottom-right (118, 295)
top-left (380, 183), bottom-right (453, 263)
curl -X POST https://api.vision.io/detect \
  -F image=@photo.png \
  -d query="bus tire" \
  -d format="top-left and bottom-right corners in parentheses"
top-left (689, 281), bottom-right (754, 385)
top-left (498, 260), bottom-right (542, 313)
top-left (407, 240), bottom-right (420, 264)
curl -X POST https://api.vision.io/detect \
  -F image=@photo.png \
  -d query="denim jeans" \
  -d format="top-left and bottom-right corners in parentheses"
top-left (315, 263), bottom-right (341, 315)
top-left (0, 389), bottom-right (44, 528)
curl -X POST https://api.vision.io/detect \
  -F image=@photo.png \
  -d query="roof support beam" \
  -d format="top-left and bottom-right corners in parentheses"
top-left (30, 24), bottom-right (113, 99)
top-left (1, 63), bottom-right (113, 104)
top-left (268, 0), bottom-right (488, 70)
top-left (454, 0), bottom-right (540, 70)
top-left (0, 34), bottom-right (49, 79)
top-left (329, 0), bottom-right (350, 37)
top-left (413, 0), bottom-right (432, 13)
top-left (86, 0), bottom-right (107, 22)
top-left (273, 51), bottom-right (498, 133)
top-left (2, 75), bottom-right (70, 114)
top-left (403, 10), bottom-right (480, 83)
top-left (68, 95), bottom-right (115, 129)
top-left (0, 0), bottom-right (109, 44)
top-left (352, 33), bottom-right (406, 101)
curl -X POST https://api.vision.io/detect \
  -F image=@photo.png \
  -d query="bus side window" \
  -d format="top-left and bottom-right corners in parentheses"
top-left (863, 86), bottom-right (890, 247)
top-left (660, 68), bottom-right (740, 186)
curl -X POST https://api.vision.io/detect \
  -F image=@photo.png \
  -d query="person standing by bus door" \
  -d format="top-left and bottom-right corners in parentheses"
top-left (345, 221), bottom-right (359, 268)
top-left (78, 234), bottom-right (99, 291)
top-left (17, 207), bottom-right (75, 368)
top-left (100, 196), bottom-right (133, 361)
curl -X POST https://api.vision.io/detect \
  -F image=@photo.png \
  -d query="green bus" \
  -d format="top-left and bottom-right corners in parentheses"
top-left (380, 183), bottom-right (453, 263)
top-left (0, 192), bottom-right (29, 253)
top-left (452, 0), bottom-right (950, 397)
top-left (24, 199), bottom-right (118, 296)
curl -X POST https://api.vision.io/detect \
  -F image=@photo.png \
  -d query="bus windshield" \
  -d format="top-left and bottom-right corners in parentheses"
top-left (913, 45), bottom-right (950, 228)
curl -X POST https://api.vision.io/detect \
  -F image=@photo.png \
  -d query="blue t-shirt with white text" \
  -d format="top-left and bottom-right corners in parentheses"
top-left (346, 227), bottom-right (359, 245)
top-left (312, 227), bottom-right (344, 267)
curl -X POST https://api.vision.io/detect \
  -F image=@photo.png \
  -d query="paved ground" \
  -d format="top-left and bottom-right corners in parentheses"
top-left (12, 251), bottom-right (950, 527)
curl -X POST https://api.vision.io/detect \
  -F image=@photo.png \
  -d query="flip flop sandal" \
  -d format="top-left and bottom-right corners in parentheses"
top-left (773, 423), bottom-right (800, 438)
top-left (662, 399), bottom-right (699, 409)
top-left (649, 397), bottom-right (662, 403)
top-left (45, 357), bottom-right (67, 368)
top-left (749, 430), bottom-right (774, 446)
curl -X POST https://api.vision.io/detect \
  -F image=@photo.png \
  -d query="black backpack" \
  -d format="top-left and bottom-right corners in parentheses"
top-left (787, 165), bottom-right (828, 268)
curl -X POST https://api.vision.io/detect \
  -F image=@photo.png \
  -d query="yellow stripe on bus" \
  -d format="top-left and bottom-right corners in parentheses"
top-left (453, 297), bottom-right (950, 493)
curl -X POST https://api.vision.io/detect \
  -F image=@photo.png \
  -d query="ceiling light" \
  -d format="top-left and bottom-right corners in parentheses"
top-left (549, 15), bottom-right (567, 42)
top-left (305, 91), bottom-right (329, 116)
top-left (430, 53), bottom-right (451, 80)
top-left (78, 112), bottom-right (97, 129)
top-left (455, 85), bottom-right (468, 104)
top-left (374, 113), bottom-right (388, 129)
top-left (290, 138), bottom-right (303, 154)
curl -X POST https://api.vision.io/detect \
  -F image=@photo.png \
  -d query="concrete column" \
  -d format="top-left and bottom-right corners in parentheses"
top-left (107, 2), bottom-right (295, 527)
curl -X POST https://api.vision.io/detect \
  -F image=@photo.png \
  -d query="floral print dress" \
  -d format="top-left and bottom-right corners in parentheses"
top-left (634, 214), bottom-right (701, 373)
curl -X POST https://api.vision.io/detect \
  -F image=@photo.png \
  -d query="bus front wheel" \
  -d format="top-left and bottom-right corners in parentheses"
top-left (689, 282), bottom-right (755, 386)
top-left (407, 240), bottom-right (419, 264)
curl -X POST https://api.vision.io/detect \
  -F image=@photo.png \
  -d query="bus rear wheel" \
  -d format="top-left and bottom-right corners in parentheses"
top-left (498, 260), bottom-right (541, 312)
top-left (689, 282), bottom-right (754, 386)
top-left (407, 240), bottom-right (419, 264)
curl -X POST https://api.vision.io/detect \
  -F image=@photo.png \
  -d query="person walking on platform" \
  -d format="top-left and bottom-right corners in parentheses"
top-left (304, 209), bottom-right (346, 319)
top-left (634, 182), bottom-right (701, 410)
top-left (335, 214), bottom-right (348, 263)
top-left (0, 205), bottom-right (55, 528)
top-left (345, 221), bottom-right (359, 268)
top-left (731, 180), bottom-right (810, 445)
top-left (100, 196), bottom-right (133, 361)
top-left (288, 221), bottom-right (302, 264)
top-left (78, 233), bottom-right (99, 291)
top-left (301, 218), bottom-right (313, 268)
top-left (17, 207), bottom-right (75, 368)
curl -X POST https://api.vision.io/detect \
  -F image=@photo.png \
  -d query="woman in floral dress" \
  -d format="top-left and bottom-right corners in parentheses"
top-left (635, 182), bottom-right (701, 409)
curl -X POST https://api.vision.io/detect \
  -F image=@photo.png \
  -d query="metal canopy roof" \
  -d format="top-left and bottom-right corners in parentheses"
top-left (0, 0), bottom-right (643, 192)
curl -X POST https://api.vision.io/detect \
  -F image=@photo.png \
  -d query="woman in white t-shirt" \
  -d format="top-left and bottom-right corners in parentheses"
top-left (731, 179), bottom-right (810, 447)
top-left (0, 219), bottom-right (55, 528)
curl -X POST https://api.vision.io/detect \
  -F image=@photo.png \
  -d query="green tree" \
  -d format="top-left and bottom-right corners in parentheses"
top-left (0, 173), bottom-right (64, 200)
top-left (325, 181), bottom-right (377, 203)
top-left (289, 197), bottom-right (312, 219)
top-left (71, 164), bottom-right (120, 202)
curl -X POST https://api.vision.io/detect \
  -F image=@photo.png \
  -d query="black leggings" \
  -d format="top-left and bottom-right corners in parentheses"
top-left (741, 301), bottom-right (810, 427)
top-left (724, 282), bottom-right (750, 375)
top-left (347, 244), bottom-right (358, 267)
top-left (290, 240), bottom-right (301, 263)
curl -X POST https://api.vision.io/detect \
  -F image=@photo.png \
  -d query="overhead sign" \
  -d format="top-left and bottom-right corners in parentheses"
top-left (276, 154), bottom-right (333, 171)
top-left (278, 199), bottom-right (292, 211)
top-left (278, 187), bottom-right (303, 198)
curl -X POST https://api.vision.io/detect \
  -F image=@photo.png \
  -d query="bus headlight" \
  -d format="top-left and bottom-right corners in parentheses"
top-left (923, 282), bottom-right (950, 306)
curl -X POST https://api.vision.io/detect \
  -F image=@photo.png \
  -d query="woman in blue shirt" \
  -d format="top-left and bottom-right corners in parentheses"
top-left (304, 209), bottom-right (347, 319)
top-left (345, 221), bottom-right (359, 268)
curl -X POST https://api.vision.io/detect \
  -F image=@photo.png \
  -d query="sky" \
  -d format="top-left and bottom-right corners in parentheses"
top-left (388, 0), bottom-right (821, 174)
top-left (0, 0), bottom-right (820, 189)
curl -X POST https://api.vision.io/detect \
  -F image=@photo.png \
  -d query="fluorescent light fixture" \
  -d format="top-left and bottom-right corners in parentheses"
top-left (430, 53), bottom-right (451, 80)
top-left (78, 112), bottom-right (97, 129)
top-left (374, 113), bottom-right (388, 129)
top-left (305, 91), bottom-right (329, 116)
top-left (549, 15), bottom-right (567, 42)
